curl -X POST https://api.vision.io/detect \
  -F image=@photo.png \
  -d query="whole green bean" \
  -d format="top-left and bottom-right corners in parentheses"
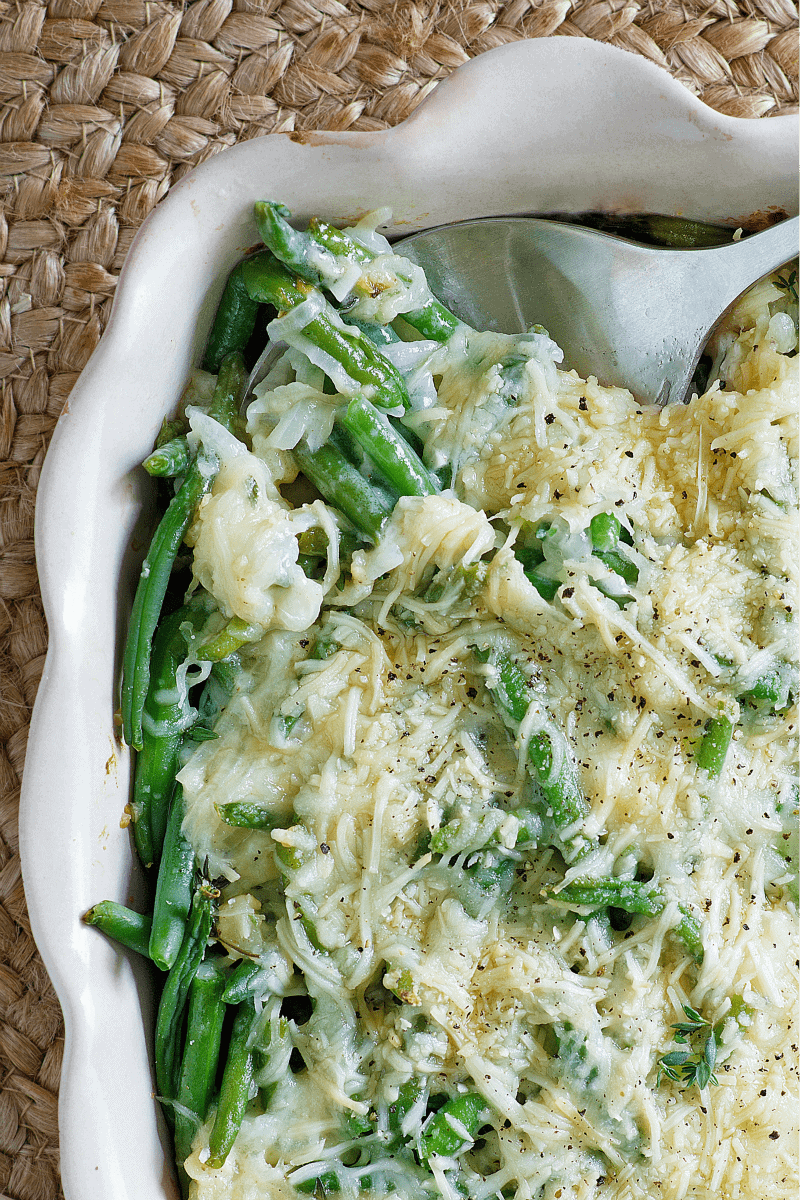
top-left (209, 350), bottom-right (248, 437)
top-left (221, 959), bottom-right (263, 1004)
top-left (207, 998), bottom-right (259, 1168)
top-left (83, 901), bottom-right (152, 958)
top-left (593, 548), bottom-right (638, 586)
top-left (524, 568), bottom-right (560, 602)
top-left (401, 298), bottom-right (461, 343)
top-left (337, 396), bottom-right (438, 499)
top-left (544, 877), bottom-right (664, 916)
top-left (150, 786), bottom-right (196, 971)
top-left (742, 668), bottom-right (785, 704)
top-left (544, 878), bottom-right (704, 963)
top-left (308, 216), bottom-right (372, 264)
top-left (254, 201), bottom-right (336, 288)
top-left (345, 317), bottom-right (401, 346)
top-left (121, 354), bottom-right (248, 750)
top-left (203, 261), bottom-right (261, 373)
top-left (240, 251), bottom-right (410, 411)
top-left (133, 604), bottom-right (208, 867)
top-left (143, 436), bottom-right (190, 478)
top-left (154, 881), bottom-right (217, 1106)
top-left (739, 661), bottom-right (796, 712)
top-left (194, 659), bottom-right (238, 735)
top-left (174, 961), bottom-right (227, 1172)
top-left (156, 417), bottom-right (187, 448)
top-left (295, 1170), bottom-right (341, 1195)
top-left (121, 459), bottom-right (215, 751)
top-left (419, 1092), bottom-right (488, 1160)
top-left (292, 440), bottom-right (393, 543)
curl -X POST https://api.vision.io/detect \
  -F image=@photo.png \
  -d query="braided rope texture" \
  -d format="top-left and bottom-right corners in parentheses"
top-left (0, 1), bottom-right (797, 1196)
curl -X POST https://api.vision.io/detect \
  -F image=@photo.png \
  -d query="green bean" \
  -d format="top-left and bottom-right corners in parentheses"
top-left (544, 877), bottom-right (664, 916)
top-left (240, 251), bottom-right (410, 411)
top-left (477, 647), bottom-right (591, 858)
top-left (298, 526), bottom-right (362, 561)
top-left (83, 901), bottom-right (152, 958)
top-left (254, 201), bottom-right (336, 288)
top-left (195, 659), bottom-right (238, 735)
top-left (422, 561), bottom-right (488, 605)
top-left (554, 1022), bottom-right (600, 1090)
top-left (292, 440), bottom-right (393, 543)
top-left (154, 880), bottom-right (217, 1107)
top-left (585, 909), bottom-right (615, 951)
top-left (207, 999), bottom-right (259, 1168)
top-left (221, 959), bottom-right (263, 1004)
top-left (589, 512), bottom-right (622, 553)
top-left (210, 350), bottom-right (248, 437)
top-left (544, 879), bottom-right (704, 963)
top-left (593, 548), bottom-right (638, 586)
top-left (258, 203), bottom-right (461, 345)
top-left (156, 417), bottom-right (187, 448)
top-left (696, 715), bottom-right (733, 778)
top-left (461, 850), bottom-right (516, 915)
top-left (738, 661), bottom-right (796, 712)
top-left (308, 216), bottom-right (462, 344)
top-left (401, 298), bottom-right (461, 343)
top-left (203, 260), bottom-right (261, 373)
top-left (121, 355), bottom-right (248, 750)
top-left (308, 217), bottom-right (372, 265)
top-left (216, 801), bottom-right (276, 829)
top-left (674, 906), bottom-right (704, 963)
top-left (512, 523), bottom-right (561, 600)
top-left (121, 459), bottom-right (215, 751)
top-left (143, 436), bottom-right (190, 478)
top-left (345, 317), bottom-right (401, 346)
top-left (174, 961), bottom-right (227, 1172)
top-left (742, 667), bottom-right (785, 704)
top-left (388, 1078), bottom-right (425, 1138)
top-left (524, 568), bottom-right (560, 602)
top-left (132, 604), bottom-right (208, 867)
top-left (197, 616), bottom-right (260, 662)
top-left (150, 786), bottom-right (196, 971)
top-left (295, 1170), bottom-right (341, 1195)
top-left (419, 1092), bottom-right (488, 1160)
top-left (337, 396), bottom-right (438, 499)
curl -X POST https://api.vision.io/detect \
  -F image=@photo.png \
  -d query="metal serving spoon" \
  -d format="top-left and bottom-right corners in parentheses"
top-left (397, 216), bottom-right (799, 405)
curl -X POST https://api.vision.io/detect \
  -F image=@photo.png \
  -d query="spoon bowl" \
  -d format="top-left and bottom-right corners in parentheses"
top-left (397, 216), bottom-right (799, 405)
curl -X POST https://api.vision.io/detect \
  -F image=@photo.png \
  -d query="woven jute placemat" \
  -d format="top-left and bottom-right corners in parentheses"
top-left (0, 1), bottom-right (797, 1196)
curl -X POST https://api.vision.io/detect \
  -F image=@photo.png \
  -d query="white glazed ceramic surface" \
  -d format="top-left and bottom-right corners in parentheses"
top-left (20, 38), bottom-right (799, 1200)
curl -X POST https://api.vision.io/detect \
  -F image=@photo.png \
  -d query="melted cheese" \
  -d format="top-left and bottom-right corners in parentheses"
top-left (180, 271), bottom-right (798, 1200)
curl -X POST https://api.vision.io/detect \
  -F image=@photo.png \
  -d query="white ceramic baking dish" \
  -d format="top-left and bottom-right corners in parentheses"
top-left (19, 37), bottom-right (799, 1200)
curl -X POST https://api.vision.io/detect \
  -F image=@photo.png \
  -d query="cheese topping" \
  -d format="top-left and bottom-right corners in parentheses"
top-left (179, 264), bottom-right (798, 1200)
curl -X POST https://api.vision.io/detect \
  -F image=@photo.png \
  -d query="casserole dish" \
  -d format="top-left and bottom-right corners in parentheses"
top-left (19, 37), bottom-right (799, 1200)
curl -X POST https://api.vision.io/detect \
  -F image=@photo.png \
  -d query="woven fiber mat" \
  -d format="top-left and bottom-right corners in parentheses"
top-left (0, 0), bottom-right (798, 1196)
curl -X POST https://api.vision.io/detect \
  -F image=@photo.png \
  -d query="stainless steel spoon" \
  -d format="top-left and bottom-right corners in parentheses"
top-left (397, 216), bottom-right (799, 405)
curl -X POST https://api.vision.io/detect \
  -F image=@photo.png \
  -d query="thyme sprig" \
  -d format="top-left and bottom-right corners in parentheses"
top-left (776, 267), bottom-right (798, 304)
top-left (657, 1004), bottom-right (719, 1090)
